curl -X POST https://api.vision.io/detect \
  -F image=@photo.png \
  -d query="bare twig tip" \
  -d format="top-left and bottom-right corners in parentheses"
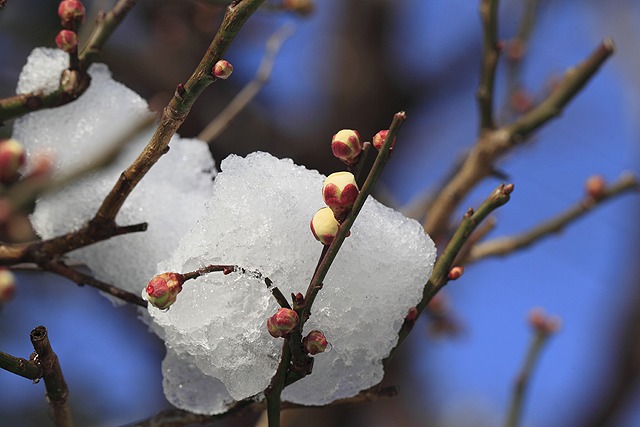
top-left (602, 37), bottom-right (616, 53)
top-left (502, 183), bottom-right (515, 195)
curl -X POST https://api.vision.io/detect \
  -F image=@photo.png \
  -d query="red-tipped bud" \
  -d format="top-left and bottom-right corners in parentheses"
top-left (372, 130), bottom-right (396, 151)
top-left (310, 207), bottom-right (339, 245)
top-left (0, 268), bottom-right (16, 302)
top-left (528, 307), bottom-right (561, 335)
top-left (58, 0), bottom-right (86, 29)
top-left (447, 266), bottom-right (464, 280)
top-left (213, 60), bottom-right (233, 79)
top-left (322, 171), bottom-right (359, 220)
top-left (267, 308), bottom-right (299, 338)
top-left (55, 30), bottom-right (78, 53)
top-left (585, 175), bottom-right (606, 200)
top-left (282, 0), bottom-right (315, 15)
top-left (0, 139), bottom-right (25, 184)
top-left (331, 129), bottom-right (362, 165)
top-left (303, 330), bottom-right (329, 355)
top-left (145, 272), bottom-right (185, 310)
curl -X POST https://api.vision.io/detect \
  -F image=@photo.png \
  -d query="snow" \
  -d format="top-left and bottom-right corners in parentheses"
top-left (147, 152), bottom-right (436, 412)
top-left (12, 48), bottom-right (216, 297)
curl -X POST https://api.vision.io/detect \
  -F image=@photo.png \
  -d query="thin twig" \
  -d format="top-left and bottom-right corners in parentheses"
top-left (0, 350), bottom-right (41, 380)
top-left (30, 326), bottom-right (73, 427)
top-left (198, 23), bottom-right (295, 144)
top-left (465, 174), bottom-right (639, 264)
top-left (477, 0), bottom-right (500, 131)
top-left (389, 183), bottom-right (514, 361)
top-left (44, 261), bottom-right (147, 307)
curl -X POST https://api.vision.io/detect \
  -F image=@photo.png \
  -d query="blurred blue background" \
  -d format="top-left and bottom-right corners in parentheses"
top-left (1, 0), bottom-right (639, 426)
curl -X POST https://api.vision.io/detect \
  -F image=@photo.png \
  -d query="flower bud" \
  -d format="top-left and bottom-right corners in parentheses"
top-left (145, 272), bottom-right (185, 310)
top-left (267, 308), bottom-right (299, 338)
top-left (322, 171), bottom-right (359, 220)
top-left (0, 139), bottom-right (25, 184)
top-left (213, 60), bottom-right (233, 79)
top-left (282, 0), bottom-right (315, 15)
top-left (585, 175), bottom-right (606, 200)
top-left (528, 307), bottom-right (561, 335)
top-left (331, 129), bottom-right (362, 165)
top-left (0, 268), bottom-right (16, 302)
top-left (310, 207), bottom-right (339, 245)
top-left (55, 30), bottom-right (78, 53)
top-left (303, 330), bottom-right (329, 355)
top-left (447, 266), bottom-right (464, 280)
top-left (58, 0), bottom-right (86, 29)
top-left (372, 130), bottom-right (396, 151)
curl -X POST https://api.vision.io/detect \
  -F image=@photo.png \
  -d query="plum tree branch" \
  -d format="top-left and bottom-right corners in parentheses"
top-left (477, 0), bottom-right (501, 131)
top-left (424, 39), bottom-right (614, 240)
top-left (465, 174), bottom-right (639, 264)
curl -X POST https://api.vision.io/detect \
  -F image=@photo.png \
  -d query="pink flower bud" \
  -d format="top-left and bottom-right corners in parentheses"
top-left (55, 30), bottom-right (78, 53)
top-left (0, 268), bottom-right (16, 303)
top-left (585, 175), bottom-right (606, 200)
top-left (310, 207), bottom-right (339, 245)
top-left (282, 0), bottom-right (315, 15)
top-left (322, 171), bottom-right (359, 220)
top-left (528, 307), bottom-right (561, 335)
top-left (145, 272), bottom-right (185, 310)
top-left (58, 0), bottom-right (85, 29)
top-left (303, 330), bottom-right (329, 355)
top-left (213, 60), bottom-right (233, 79)
top-left (372, 130), bottom-right (396, 151)
top-left (0, 139), bottom-right (25, 184)
top-left (447, 266), bottom-right (464, 280)
top-left (331, 129), bottom-right (362, 165)
top-left (267, 308), bottom-right (299, 338)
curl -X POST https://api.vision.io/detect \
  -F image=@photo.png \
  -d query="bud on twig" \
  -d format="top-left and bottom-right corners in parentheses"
top-left (322, 171), bottom-right (359, 220)
top-left (145, 272), bottom-right (185, 310)
top-left (213, 60), bottom-right (233, 79)
top-left (267, 308), bottom-right (299, 338)
top-left (585, 175), bottom-right (606, 200)
top-left (528, 307), bottom-right (561, 336)
top-left (58, 0), bottom-right (86, 29)
top-left (447, 266), bottom-right (464, 280)
top-left (282, 0), bottom-right (315, 15)
top-left (331, 129), bottom-right (362, 165)
top-left (303, 330), bottom-right (329, 355)
top-left (0, 139), bottom-right (25, 184)
top-left (0, 268), bottom-right (16, 302)
top-left (310, 207), bottom-right (339, 245)
top-left (55, 30), bottom-right (78, 53)
top-left (372, 130), bottom-right (396, 151)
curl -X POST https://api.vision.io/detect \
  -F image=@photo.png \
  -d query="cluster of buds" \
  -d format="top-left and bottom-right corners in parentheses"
top-left (267, 308), bottom-right (299, 338)
top-left (0, 268), bottom-right (16, 303)
top-left (55, 1), bottom-right (85, 53)
top-left (310, 171), bottom-right (359, 244)
top-left (213, 60), bottom-right (233, 80)
top-left (145, 272), bottom-right (185, 310)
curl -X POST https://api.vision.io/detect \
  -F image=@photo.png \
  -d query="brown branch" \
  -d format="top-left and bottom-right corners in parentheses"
top-left (0, 350), bottom-right (41, 380)
top-left (198, 23), bottom-right (295, 144)
top-left (125, 384), bottom-right (396, 427)
top-left (30, 326), bottom-right (73, 427)
top-left (477, 0), bottom-right (501, 131)
top-left (93, 0), bottom-right (266, 225)
top-left (424, 39), bottom-right (614, 240)
top-left (465, 174), bottom-right (639, 264)
top-left (44, 261), bottom-right (147, 307)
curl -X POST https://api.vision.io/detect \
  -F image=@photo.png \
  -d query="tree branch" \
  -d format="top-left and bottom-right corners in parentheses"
top-left (465, 174), bottom-right (639, 264)
top-left (477, 0), bottom-right (501, 131)
top-left (30, 326), bottom-right (73, 427)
